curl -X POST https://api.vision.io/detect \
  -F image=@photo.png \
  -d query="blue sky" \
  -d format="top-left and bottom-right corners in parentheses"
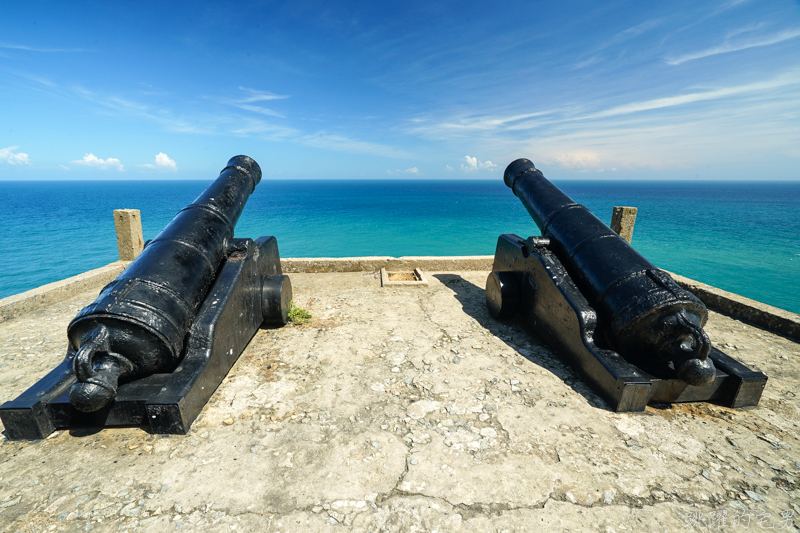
top-left (1, 1), bottom-right (799, 180)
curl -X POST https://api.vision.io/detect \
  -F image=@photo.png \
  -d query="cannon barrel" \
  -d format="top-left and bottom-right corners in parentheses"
top-left (67, 155), bottom-right (263, 412)
top-left (503, 158), bottom-right (715, 386)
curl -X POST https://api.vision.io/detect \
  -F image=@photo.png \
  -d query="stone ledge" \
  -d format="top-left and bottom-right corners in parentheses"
top-left (669, 271), bottom-right (800, 340)
top-left (0, 262), bottom-right (130, 324)
top-left (281, 256), bottom-right (494, 273)
top-left (2, 257), bottom-right (797, 342)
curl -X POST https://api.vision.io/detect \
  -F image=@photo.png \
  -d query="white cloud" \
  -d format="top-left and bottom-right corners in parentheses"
top-left (155, 152), bottom-right (177, 170)
top-left (667, 27), bottom-right (800, 65)
top-left (461, 155), bottom-right (497, 172)
top-left (71, 153), bottom-right (124, 170)
top-left (445, 165), bottom-right (454, 172)
top-left (388, 167), bottom-right (422, 175)
top-left (0, 146), bottom-right (30, 165)
top-left (139, 152), bottom-right (177, 171)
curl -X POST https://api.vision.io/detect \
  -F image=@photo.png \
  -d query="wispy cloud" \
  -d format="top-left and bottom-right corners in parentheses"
top-left (400, 66), bottom-right (800, 173)
top-left (12, 72), bottom-right (411, 160)
top-left (572, 17), bottom-right (664, 66)
top-left (409, 70), bottom-right (800, 145)
top-left (723, 0), bottom-right (751, 8)
top-left (554, 152), bottom-right (602, 170)
top-left (303, 132), bottom-right (410, 158)
top-left (408, 109), bottom-right (558, 138)
top-left (139, 152), bottom-right (177, 171)
top-left (452, 111), bottom-right (557, 131)
top-left (237, 87), bottom-right (290, 103)
top-left (236, 104), bottom-right (285, 118)
top-left (573, 56), bottom-right (601, 70)
top-left (585, 72), bottom-right (800, 119)
top-left (0, 146), bottom-right (31, 165)
top-left (71, 153), bottom-right (124, 171)
top-left (616, 18), bottom-right (664, 40)
top-left (0, 42), bottom-right (84, 53)
top-left (228, 87), bottom-right (289, 118)
top-left (725, 22), bottom-right (767, 40)
top-left (228, 117), bottom-right (298, 138)
top-left (667, 27), bottom-right (800, 65)
top-left (518, 94), bottom-right (800, 172)
top-left (34, 80), bottom-right (297, 139)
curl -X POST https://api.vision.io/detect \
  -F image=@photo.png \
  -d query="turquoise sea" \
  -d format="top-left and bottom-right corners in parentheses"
top-left (0, 179), bottom-right (798, 314)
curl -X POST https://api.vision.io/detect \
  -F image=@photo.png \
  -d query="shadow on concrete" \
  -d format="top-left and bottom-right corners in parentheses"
top-left (68, 426), bottom-right (109, 437)
top-left (433, 273), bottom-right (612, 411)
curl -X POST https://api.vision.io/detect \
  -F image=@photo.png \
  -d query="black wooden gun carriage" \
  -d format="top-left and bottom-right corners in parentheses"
top-left (1, 156), bottom-right (292, 439)
top-left (486, 159), bottom-right (766, 412)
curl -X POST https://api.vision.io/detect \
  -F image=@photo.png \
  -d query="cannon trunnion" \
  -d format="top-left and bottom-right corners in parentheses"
top-left (487, 159), bottom-right (766, 412)
top-left (0, 156), bottom-right (292, 439)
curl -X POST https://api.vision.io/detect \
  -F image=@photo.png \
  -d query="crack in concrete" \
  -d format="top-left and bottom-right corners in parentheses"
top-left (157, 490), bottom-right (778, 529)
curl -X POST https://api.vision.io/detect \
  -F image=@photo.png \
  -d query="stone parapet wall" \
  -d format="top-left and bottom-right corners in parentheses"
top-left (2, 258), bottom-right (798, 341)
top-left (0, 262), bottom-right (129, 324)
top-left (281, 256), bottom-right (494, 273)
top-left (669, 272), bottom-right (800, 340)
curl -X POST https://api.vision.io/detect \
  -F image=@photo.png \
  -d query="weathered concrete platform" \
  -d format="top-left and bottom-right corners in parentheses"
top-left (1, 271), bottom-right (799, 532)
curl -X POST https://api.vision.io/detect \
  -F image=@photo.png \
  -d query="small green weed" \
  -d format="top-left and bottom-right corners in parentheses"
top-left (287, 300), bottom-right (312, 324)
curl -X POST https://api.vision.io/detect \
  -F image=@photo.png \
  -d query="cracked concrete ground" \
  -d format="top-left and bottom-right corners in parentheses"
top-left (1, 271), bottom-right (799, 532)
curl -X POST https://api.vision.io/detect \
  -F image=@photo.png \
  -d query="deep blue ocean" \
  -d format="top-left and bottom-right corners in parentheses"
top-left (0, 179), bottom-right (798, 314)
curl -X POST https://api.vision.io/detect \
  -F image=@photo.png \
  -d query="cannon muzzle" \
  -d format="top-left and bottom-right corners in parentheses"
top-left (67, 155), bottom-right (265, 412)
top-left (503, 159), bottom-right (715, 386)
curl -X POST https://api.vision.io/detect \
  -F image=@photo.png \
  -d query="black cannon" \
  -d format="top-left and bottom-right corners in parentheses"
top-left (1, 156), bottom-right (292, 438)
top-left (486, 159), bottom-right (766, 411)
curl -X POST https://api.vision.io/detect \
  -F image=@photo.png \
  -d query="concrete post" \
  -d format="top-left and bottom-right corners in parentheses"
top-left (114, 209), bottom-right (144, 261)
top-left (610, 206), bottom-right (637, 244)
